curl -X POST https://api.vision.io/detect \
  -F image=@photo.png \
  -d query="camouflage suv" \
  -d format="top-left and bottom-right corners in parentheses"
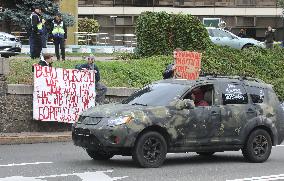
top-left (72, 76), bottom-right (284, 168)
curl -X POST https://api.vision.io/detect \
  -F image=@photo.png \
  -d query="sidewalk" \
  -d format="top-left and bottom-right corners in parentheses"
top-left (0, 132), bottom-right (72, 145)
top-left (12, 56), bottom-right (116, 62)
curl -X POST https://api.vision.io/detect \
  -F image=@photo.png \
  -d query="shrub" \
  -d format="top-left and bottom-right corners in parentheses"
top-left (135, 11), bottom-right (211, 57)
top-left (7, 46), bottom-right (284, 100)
top-left (78, 18), bottom-right (100, 33)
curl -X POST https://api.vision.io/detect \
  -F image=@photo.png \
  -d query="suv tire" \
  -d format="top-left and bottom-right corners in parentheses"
top-left (242, 129), bottom-right (272, 163)
top-left (132, 131), bottom-right (167, 168)
top-left (86, 149), bottom-right (114, 160)
top-left (196, 152), bottom-right (215, 156)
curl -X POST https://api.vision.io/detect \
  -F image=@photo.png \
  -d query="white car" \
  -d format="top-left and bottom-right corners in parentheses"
top-left (0, 32), bottom-right (22, 57)
top-left (206, 27), bottom-right (265, 49)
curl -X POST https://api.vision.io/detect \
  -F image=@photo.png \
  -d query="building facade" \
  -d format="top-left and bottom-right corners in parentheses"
top-left (78, 0), bottom-right (283, 43)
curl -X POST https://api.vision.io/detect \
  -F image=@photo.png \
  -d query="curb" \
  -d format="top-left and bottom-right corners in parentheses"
top-left (0, 134), bottom-right (72, 145)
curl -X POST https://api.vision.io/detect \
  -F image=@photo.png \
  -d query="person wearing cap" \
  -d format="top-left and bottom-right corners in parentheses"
top-left (51, 14), bottom-right (67, 61)
top-left (75, 55), bottom-right (107, 104)
top-left (191, 88), bottom-right (209, 107)
top-left (30, 6), bottom-right (43, 59)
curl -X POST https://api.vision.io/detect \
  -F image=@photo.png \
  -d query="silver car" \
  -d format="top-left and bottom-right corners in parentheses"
top-left (0, 32), bottom-right (22, 57)
top-left (207, 27), bottom-right (265, 49)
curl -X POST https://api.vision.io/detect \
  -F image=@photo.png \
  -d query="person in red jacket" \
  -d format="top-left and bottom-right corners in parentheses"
top-left (191, 88), bottom-right (209, 107)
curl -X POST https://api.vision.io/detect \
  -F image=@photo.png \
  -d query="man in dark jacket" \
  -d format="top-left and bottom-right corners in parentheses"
top-left (51, 14), bottom-right (67, 61)
top-left (32, 54), bottom-right (53, 72)
top-left (265, 26), bottom-right (275, 49)
top-left (30, 6), bottom-right (43, 59)
top-left (163, 48), bottom-right (182, 79)
top-left (75, 55), bottom-right (107, 104)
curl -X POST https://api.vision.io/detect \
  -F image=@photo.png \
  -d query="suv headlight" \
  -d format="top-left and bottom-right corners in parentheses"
top-left (107, 116), bottom-right (132, 126)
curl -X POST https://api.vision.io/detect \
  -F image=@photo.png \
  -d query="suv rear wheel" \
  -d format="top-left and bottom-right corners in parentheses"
top-left (242, 129), bottom-right (272, 163)
top-left (132, 131), bottom-right (167, 168)
top-left (86, 149), bottom-right (114, 160)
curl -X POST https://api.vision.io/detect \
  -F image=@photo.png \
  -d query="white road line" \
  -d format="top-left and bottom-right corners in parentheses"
top-left (0, 170), bottom-right (128, 181)
top-left (0, 162), bottom-right (53, 167)
top-left (227, 174), bottom-right (284, 181)
top-left (275, 145), bottom-right (284, 147)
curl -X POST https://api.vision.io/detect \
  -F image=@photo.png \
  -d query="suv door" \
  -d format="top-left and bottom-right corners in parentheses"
top-left (217, 82), bottom-right (257, 144)
top-left (181, 84), bottom-right (222, 146)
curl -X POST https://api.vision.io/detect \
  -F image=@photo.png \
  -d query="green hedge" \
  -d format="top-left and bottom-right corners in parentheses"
top-left (135, 11), bottom-right (211, 57)
top-left (7, 46), bottom-right (284, 100)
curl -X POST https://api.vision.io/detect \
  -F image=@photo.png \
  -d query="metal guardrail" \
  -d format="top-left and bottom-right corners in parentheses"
top-left (74, 32), bottom-right (136, 47)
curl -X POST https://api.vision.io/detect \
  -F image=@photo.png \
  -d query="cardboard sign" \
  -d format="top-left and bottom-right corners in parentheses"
top-left (33, 65), bottom-right (96, 123)
top-left (174, 51), bottom-right (202, 80)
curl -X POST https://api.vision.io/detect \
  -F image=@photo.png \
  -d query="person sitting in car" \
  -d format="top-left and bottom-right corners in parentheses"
top-left (191, 88), bottom-right (209, 107)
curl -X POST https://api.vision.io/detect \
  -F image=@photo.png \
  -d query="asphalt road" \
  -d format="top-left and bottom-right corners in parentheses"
top-left (0, 142), bottom-right (284, 181)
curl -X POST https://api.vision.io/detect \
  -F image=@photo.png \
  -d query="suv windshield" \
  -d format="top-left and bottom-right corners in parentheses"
top-left (122, 83), bottom-right (189, 106)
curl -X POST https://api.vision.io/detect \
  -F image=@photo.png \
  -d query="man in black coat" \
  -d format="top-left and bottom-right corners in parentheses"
top-left (30, 6), bottom-right (43, 59)
top-left (32, 54), bottom-right (53, 72)
top-left (265, 26), bottom-right (275, 49)
top-left (162, 48), bottom-right (182, 79)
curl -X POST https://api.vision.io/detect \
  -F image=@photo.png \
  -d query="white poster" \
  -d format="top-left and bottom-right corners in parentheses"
top-left (33, 65), bottom-right (96, 123)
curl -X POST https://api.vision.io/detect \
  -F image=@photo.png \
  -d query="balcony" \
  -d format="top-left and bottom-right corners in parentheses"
top-left (78, 0), bottom-right (277, 7)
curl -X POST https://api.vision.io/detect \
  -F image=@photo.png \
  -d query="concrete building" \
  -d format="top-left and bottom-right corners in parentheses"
top-left (78, 0), bottom-right (283, 42)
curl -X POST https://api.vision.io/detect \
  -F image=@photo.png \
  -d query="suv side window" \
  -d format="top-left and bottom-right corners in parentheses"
top-left (247, 86), bottom-right (265, 104)
top-left (221, 83), bottom-right (248, 105)
top-left (183, 84), bottom-right (214, 107)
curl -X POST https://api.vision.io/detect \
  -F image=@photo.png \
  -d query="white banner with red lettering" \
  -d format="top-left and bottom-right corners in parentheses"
top-left (33, 65), bottom-right (96, 123)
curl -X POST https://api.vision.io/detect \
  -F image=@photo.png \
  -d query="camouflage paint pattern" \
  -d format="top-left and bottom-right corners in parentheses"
top-left (72, 78), bottom-right (284, 153)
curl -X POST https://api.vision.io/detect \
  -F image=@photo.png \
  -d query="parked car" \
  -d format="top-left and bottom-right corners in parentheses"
top-left (72, 76), bottom-right (284, 168)
top-left (0, 32), bottom-right (22, 58)
top-left (207, 27), bottom-right (265, 49)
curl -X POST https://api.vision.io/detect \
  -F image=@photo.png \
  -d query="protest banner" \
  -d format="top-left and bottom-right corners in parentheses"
top-left (174, 51), bottom-right (202, 80)
top-left (33, 65), bottom-right (96, 123)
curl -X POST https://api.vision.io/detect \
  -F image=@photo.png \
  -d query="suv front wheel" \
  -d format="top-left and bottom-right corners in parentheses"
top-left (132, 131), bottom-right (167, 168)
top-left (242, 129), bottom-right (272, 163)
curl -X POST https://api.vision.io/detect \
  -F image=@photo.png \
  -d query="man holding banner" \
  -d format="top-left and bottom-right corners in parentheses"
top-left (163, 48), bottom-right (182, 79)
top-left (76, 55), bottom-right (107, 104)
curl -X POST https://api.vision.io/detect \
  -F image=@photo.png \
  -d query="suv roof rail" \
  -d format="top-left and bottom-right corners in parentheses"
top-left (199, 73), bottom-right (264, 83)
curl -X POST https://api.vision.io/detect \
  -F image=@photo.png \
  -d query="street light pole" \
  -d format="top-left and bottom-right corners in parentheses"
top-left (110, 16), bottom-right (117, 53)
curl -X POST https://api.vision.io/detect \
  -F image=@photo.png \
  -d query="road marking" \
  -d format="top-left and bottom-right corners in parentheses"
top-left (0, 170), bottom-right (128, 181)
top-left (0, 162), bottom-right (53, 167)
top-left (275, 145), bottom-right (284, 147)
top-left (227, 174), bottom-right (284, 181)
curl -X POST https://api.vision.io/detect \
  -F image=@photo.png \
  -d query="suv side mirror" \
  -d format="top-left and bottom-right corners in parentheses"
top-left (175, 99), bottom-right (195, 110)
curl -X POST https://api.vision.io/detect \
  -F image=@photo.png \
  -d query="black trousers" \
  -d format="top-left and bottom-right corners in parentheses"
top-left (32, 34), bottom-right (42, 59)
top-left (54, 38), bottom-right (65, 60)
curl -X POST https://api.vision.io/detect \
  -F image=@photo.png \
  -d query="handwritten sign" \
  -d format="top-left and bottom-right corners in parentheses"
top-left (33, 65), bottom-right (96, 123)
top-left (224, 84), bottom-right (245, 101)
top-left (174, 51), bottom-right (202, 80)
top-left (222, 83), bottom-right (248, 104)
